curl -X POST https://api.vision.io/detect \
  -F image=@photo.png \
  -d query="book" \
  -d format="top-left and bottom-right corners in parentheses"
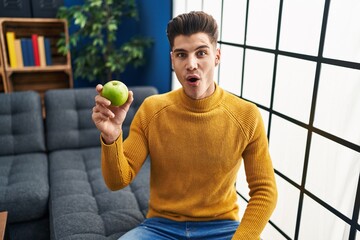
top-left (20, 38), bottom-right (30, 66)
top-left (27, 38), bottom-right (35, 66)
top-left (37, 35), bottom-right (46, 67)
top-left (14, 39), bottom-right (24, 67)
top-left (6, 32), bottom-right (17, 67)
top-left (44, 38), bottom-right (52, 66)
top-left (31, 34), bottom-right (40, 66)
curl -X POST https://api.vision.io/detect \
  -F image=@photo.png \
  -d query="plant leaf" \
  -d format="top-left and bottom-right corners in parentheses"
top-left (57, 0), bottom-right (152, 83)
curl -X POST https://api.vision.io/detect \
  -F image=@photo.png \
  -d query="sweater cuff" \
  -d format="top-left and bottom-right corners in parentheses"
top-left (100, 132), bottom-right (122, 146)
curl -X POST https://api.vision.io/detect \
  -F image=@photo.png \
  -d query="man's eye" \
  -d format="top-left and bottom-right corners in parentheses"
top-left (197, 51), bottom-right (207, 57)
top-left (176, 53), bottom-right (186, 58)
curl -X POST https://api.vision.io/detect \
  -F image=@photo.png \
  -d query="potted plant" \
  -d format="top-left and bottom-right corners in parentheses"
top-left (57, 0), bottom-right (152, 84)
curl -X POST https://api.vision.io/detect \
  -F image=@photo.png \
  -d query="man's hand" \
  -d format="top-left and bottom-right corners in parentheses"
top-left (92, 84), bottom-right (134, 144)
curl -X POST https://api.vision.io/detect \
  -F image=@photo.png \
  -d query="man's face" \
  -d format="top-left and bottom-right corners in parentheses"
top-left (171, 32), bottom-right (220, 100)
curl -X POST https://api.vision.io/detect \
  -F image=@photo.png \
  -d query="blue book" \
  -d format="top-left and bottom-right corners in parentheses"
top-left (26, 39), bottom-right (35, 66)
top-left (20, 38), bottom-right (30, 66)
top-left (44, 38), bottom-right (52, 66)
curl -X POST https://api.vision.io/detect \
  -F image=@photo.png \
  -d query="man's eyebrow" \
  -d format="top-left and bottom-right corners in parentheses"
top-left (173, 45), bottom-right (210, 53)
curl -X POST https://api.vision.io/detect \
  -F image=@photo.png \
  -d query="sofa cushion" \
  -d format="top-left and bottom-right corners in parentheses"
top-left (0, 153), bottom-right (49, 224)
top-left (45, 88), bottom-right (99, 151)
top-left (45, 87), bottom-right (158, 152)
top-left (0, 91), bottom-right (45, 155)
top-left (49, 147), bottom-right (150, 239)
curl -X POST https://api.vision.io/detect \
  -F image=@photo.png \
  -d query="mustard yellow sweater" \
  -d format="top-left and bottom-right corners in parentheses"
top-left (101, 84), bottom-right (277, 239)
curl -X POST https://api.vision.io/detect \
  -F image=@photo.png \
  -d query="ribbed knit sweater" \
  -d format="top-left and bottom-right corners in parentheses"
top-left (101, 84), bottom-right (277, 239)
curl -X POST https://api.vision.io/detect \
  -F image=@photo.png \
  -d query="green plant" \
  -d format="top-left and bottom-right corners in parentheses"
top-left (57, 0), bottom-right (152, 84)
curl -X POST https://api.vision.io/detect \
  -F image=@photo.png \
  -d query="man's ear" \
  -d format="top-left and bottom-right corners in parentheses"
top-left (215, 48), bottom-right (221, 66)
top-left (170, 52), bottom-right (174, 69)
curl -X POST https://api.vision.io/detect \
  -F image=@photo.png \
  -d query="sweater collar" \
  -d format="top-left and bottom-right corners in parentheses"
top-left (178, 82), bottom-right (224, 112)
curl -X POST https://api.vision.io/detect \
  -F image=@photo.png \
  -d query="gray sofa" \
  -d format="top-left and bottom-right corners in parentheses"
top-left (0, 91), bottom-right (49, 240)
top-left (0, 86), bottom-right (157, 239)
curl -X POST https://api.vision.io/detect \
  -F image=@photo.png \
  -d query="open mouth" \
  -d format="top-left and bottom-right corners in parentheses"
top-left (186, 75), bottom-right (200, 83)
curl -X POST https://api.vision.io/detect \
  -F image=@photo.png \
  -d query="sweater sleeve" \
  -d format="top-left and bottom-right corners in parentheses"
top-left (101, 134), bottom-right (132, 190)
top-left (101, 108), bottom-right (150, 191)
top-left (232, 108), bottom-right (278, 240)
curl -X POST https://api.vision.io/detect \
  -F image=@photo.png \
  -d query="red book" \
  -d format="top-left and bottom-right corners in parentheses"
top-left (31, 34), bottom-right (40, 66)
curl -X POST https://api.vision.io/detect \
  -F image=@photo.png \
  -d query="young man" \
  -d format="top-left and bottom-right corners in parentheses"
top-left (92, 11), bottom-right (277, 240)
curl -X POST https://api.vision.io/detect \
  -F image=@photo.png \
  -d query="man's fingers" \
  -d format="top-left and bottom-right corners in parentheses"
top-left (96, 84), bottom-right (103, 93)
top-left (92, 105), bottom-right (115, 119)
top-left (92, 112), bottom-right (109, 122)
top-left (95, 94), bottom-right (111, 106)
top-left (121, 91), bottom-right (134, 111)
top-left (128, 90), bottom-right (134, 103)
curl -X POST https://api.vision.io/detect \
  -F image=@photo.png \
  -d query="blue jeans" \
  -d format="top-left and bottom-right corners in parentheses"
top-left (118, 217), bottom-right (239, 240)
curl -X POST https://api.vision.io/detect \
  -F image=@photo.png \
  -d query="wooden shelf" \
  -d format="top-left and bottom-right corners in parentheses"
top-left (0, 39), bottom-right (7, 92)
top-left (0, 211), bottom-right (7, 240)
top-left (0, 17), bottom-right (73, 94)
top-left (6, 65), bottom-right (72, 76)
top-left (7, 65), bottom-right (70, 71)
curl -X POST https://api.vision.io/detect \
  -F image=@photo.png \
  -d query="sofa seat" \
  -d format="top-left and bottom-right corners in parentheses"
top-left (0, 153), bottom-right (48, 223)
top-left (49, 147), bottom-right (150, 239)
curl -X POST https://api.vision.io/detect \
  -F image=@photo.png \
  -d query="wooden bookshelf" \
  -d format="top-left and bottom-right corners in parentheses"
top-left (0, 41), bottom-right (7, 92)
top-left (0, 211), bottom-right (7, 240)
top-left (0, 18), bottom-right (73, 96)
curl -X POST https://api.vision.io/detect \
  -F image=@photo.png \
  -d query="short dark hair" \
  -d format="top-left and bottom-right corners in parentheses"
top-left (166, 11), bottom-right (219, 48)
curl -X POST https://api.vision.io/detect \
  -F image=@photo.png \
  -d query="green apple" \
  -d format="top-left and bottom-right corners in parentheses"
top-left (101, 80), bottom-right (129, 106)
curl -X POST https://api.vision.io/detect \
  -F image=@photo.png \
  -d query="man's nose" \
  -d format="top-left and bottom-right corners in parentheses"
top-left (186, 55), bottom-right (198, 70)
